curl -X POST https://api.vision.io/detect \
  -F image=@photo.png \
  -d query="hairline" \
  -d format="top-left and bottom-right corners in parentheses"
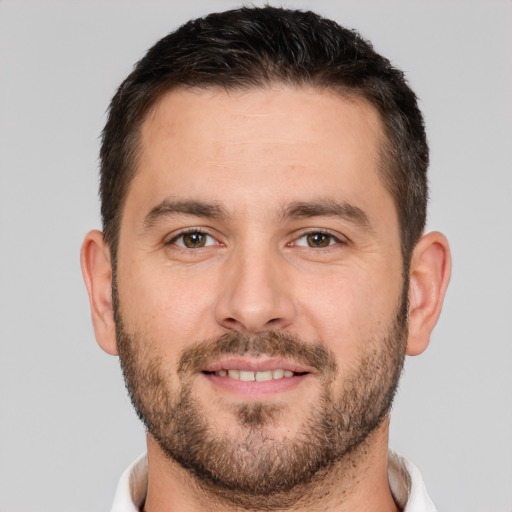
top-left (108, 81), bottom-right (410, 270)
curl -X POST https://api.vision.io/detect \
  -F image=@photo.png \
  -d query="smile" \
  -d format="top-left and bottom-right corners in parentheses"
top-left (200, 357), bottom-right (312, 397)
top-left (210, 369), bottom-right (298, 381)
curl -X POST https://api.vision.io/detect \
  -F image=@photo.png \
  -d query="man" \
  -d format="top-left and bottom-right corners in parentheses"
top-left (81, 6), bottom-right (450, 511)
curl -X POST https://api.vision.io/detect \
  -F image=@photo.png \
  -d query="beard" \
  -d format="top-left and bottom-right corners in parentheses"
top-left (114, 286), bottom-right (408, 507)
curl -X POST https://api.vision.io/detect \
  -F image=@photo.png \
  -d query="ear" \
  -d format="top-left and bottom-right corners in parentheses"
top-left (406, 231), bottom-right (451, 356)
top-left (80, 230), bottom-right (119, 355)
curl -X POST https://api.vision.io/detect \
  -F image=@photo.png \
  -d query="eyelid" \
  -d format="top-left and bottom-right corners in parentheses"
top-left (163, 227), bottom-right (347, 248)
top-left (290, 228), bottom-right (348, 247)
top-left (165, 227), bottom-right (218, 247)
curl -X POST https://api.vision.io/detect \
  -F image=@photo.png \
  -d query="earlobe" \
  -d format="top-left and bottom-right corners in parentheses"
top-left (80, 230), bottom-right (119, 355)
top-left (406, 231), bottom-right (451, 356)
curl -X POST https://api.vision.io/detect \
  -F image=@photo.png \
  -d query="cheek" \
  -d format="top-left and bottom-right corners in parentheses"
top-left (116, 261), bottom-right (219, 344)
top-left (295, 265), bottom-right (402, 360)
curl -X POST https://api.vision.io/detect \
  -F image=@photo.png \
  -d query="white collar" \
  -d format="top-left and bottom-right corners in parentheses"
top-left (388, 451), bottom-right (437, 511)
top-left (111, 451), bottom-right (436, 512)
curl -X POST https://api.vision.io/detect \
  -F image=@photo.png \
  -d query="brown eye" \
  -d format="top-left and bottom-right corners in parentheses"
top-left (184, 232), bottom-right (206, 248)
top-left (173, 231), bottom-right (215, 248)
top-left (306, 232), bottom-right (333, 248)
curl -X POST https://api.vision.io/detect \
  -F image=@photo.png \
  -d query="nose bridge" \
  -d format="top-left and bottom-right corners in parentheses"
top-left (215, 238), bottom-right (295, 333)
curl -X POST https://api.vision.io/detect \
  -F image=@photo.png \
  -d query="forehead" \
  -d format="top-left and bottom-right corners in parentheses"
top-left (141, 85), bottom-right (384, 158)
top-left (129, 85), bottom-right (392, 222)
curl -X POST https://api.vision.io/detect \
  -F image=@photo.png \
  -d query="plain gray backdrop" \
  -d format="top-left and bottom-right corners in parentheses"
top-left (1, 1), bottom-right (511, 511)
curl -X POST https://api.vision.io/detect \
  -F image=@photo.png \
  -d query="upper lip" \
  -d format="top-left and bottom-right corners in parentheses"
top-left (201, 357), bottom-right (313, 374)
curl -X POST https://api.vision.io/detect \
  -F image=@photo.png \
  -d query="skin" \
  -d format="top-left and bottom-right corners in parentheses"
top-left (81, 86), bottom-right (451, 512)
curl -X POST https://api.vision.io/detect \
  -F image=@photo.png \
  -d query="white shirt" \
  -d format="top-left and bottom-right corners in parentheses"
top-left (111, 451), bottom-right (436, 512)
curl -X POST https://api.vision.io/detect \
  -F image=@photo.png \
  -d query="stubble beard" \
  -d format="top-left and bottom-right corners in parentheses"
top-left (114, 284), bottom-right (408, 508)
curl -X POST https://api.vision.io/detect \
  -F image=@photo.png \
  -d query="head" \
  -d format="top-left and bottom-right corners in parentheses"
top-left (82, 6), bottom-right (450, 506)
top-left (100, 6), bottom-right (429, 271)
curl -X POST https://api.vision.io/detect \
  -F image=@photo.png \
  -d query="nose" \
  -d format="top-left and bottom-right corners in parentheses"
top-left (214, 246), bottom-right (296, 334)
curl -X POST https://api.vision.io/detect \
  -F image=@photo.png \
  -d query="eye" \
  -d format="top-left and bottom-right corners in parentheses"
top-left (170, 231), bottom-right (216, 248)
top-left (294, 232), bottom-right (340, 248)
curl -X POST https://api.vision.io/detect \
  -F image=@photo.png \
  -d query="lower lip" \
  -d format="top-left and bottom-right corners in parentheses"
top-left (202, 373), bottom-right (310, 399)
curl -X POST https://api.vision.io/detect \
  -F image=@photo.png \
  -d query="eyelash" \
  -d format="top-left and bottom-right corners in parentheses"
top-left (166, 228), bottom-right (346, 250)
top-left (166, 228), bottom-right (217, 248)
top-left (291, 230), bottom-right (346, 249)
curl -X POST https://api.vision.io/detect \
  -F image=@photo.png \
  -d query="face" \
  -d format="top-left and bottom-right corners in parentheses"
top-left (114, 86), bottom-right (407, 500)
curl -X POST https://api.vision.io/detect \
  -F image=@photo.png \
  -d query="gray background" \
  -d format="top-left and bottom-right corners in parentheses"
top-left (1, 1), bottom-right (511, 511)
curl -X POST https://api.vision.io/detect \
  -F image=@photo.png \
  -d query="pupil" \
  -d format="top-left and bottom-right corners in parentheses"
top-left (185, 232), bottom-right (205, 248)
top-left (308, 233), bottom-right (329, 247)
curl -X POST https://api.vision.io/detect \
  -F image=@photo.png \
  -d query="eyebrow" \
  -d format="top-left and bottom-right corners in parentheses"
top-left (143, 199), bottom-right (228, 229)
top-left (280, 199), bottom-right (371, 229)
top-left (143, 197), bottom-right (371, 231)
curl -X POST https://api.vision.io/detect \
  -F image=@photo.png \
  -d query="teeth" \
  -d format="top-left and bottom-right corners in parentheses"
top-left (228, 369), bottom-right (240, 379)
top-left (272, 369), bottom-right (284, 379)
top-left (215, 369), bottom-right (296, 381)
top-left (255, 370), bottom-right (273, 382)
top-left (239, 370), bottom-right (255, 382)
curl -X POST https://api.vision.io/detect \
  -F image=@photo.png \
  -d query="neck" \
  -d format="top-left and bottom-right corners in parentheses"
top-left (143, 418), bottom-right (399, 512)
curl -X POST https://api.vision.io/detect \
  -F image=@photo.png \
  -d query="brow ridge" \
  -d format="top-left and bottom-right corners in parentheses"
top-left (143, 199), bottom-right (228, 229)
top-left (143, 197), bottom-right (371, 231)
top-left (281, 199), bottom-right (371, 228)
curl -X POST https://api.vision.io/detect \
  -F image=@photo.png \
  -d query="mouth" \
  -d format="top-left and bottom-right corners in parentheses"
top-left (203, 368), bottom-right (307, 381)
top-left (200, 358), bottom-right (312, 398)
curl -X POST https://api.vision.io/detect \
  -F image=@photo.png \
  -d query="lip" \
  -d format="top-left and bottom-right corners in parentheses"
top-left (201, 357), bottom-right (313, 374)
top-left (202, 371), bottom-right (311, 399)
top-left (199, 356), bottom-right (314, 400)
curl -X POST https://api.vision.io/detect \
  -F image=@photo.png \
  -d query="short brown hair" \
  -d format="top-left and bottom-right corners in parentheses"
top-left (100, 6), bottom-right (428, 269)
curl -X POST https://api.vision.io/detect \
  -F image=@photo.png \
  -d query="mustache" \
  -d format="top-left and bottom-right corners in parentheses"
top-left (177, 330), bottom-right (337, 377)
